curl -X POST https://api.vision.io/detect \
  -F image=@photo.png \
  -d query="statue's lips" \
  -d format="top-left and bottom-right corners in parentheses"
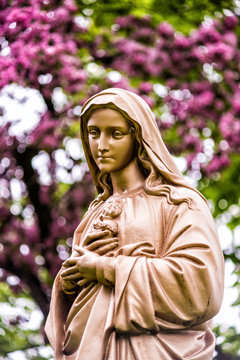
top-left (97, 156), bottom-right (112, 161)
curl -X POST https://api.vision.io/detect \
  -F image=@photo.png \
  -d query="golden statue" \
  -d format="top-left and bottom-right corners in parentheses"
top-left (45, 88), bottom-right (224, 360)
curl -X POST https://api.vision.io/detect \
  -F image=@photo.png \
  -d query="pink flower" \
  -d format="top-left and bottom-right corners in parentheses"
top-left (174, 34), bottom-right (191, 49)
top-left (183, 134), bottom-right (202, 153)
top-left (190, 46), bottom-right (207, 63)
top-left (205, 153), bottom-right (231, 175)
top-left (115, 15), bottom-right (133, 28)
top-left (224, 70), bottom-right (239, 85)
top-left (207, 42), bottom-right (235, 62)
top-left (196, 90), bottom-right (214, 107)
top-left (186, 154), bottom-right (196, 169)
top-left (132, 51), bottom-right (147, 65)
top-left (232, 92), bottom-right (240, 112)
top-left (116, 38), bottom-right (141, 54)
top-left (223, 32), bottom-right (238, 47)
top-left (220, 111), bottom-right (240, 150)
top-left (197, 24), bottom-right (221, 43)
top-left (141, 95), bottom-right (155, 108)
top-left (54, 7), bottom-right (70, 22)
top-left (215, 99), bottom-right (224, 111)
top-left (0, 0), bottom-right (7, 8)
top-left (29, 111), bottom-right (62, 148)
top-left (190, 81), bottom-right (211, 94)
top-left (166, 79), bottom-right (177, 89)
top-left (157, 22), bottom-right (174, 37)
top-left (223, 14), bottom-right (238, 29)
top-left (0, 54), bottom-right (19, 86)
top-left (133, 27), bottom-right (155, 43)
top-left (139, 82), bottom-right (152, 93)
top-left (106, 77), bottom-right (133, 91)
top-left (220, 112), bottom-right (234, 137)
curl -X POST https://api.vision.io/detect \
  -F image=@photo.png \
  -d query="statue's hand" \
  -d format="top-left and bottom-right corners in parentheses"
top-left (82, 229), bottom-right (118, 255)
top-left (61, 247), bottom-right (99, 287)
top-left (59, 269), bottom-right (78, 294)
top-left (82, 229), bottom-right (109, 246)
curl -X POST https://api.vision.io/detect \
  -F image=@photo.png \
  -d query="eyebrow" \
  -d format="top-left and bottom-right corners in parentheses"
top-left (87, 125), bottom-right (128, 130)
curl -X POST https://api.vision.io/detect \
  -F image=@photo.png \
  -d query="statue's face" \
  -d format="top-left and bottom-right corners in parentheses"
top-left (87, 108), bottom-right (135, 173)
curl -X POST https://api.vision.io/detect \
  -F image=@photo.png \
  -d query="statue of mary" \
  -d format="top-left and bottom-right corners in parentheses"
top-left (45, 88), bottom-right (224, 360)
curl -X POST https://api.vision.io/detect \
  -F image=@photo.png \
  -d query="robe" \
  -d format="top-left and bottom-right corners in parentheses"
top-left (45, 185), bottom-right (224, 360)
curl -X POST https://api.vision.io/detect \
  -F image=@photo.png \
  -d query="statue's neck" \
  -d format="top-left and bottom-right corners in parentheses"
top-left (110, 158), bottom-right (145, 195)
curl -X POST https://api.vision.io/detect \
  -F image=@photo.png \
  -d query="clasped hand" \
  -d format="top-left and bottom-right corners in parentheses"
top-left (60, 229), bottom-right (118, 291)
top-left (61, 245), bottom-right (100, 288)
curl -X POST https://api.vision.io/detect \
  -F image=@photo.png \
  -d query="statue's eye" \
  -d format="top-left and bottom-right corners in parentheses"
top-left (88, 129), bottom-right (99, 138)
top-left (112, 130), bottom-right (125, 139)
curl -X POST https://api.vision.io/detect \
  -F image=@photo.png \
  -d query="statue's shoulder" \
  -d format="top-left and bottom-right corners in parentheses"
top-left (157, 184), bottom-right (207, 211)
top-left (174, 186), bottom-right (209, 210)
top-left (173, 185), bottom-right (198, 198)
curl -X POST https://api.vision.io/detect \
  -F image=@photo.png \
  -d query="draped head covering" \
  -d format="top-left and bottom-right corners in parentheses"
top-left (80, 88), bottom-right (207, 204)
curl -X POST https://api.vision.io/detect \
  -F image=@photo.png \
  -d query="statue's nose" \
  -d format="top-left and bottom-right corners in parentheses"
top-left (98, 133), bottom-right (109, 152)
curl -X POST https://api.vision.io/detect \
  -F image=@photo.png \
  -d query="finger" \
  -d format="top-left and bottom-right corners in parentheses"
top-left (62, 273), bottom-right (83, 281)
top-left (62, 258), bottom-right (76, 267)
top-left (96, 242), bottom-right (118, 255)
top-left (74, 246), bottom-right (86, 255)
top-left (61, 280), bottom-right (76, 291)
top-left (83, 230), bottom-right (109, 245)
top-left (86, 238), bottom-right (117, 251)
top-left (77, 278), bottom-right (91, 286)
top-left (71, 250), bottom-right (80, 257)
top-left (61, 266), bottom-right (78, 277)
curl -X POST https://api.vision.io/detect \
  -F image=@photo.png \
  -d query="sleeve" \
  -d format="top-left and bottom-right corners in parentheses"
top-left (45, 273), bottom-right (73, 357)
top-left (112, 198), bottom-right (225, 333)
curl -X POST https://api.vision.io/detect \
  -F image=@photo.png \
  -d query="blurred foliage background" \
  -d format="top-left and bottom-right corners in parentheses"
top-left (0, 0), bottom-right (240, 358)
